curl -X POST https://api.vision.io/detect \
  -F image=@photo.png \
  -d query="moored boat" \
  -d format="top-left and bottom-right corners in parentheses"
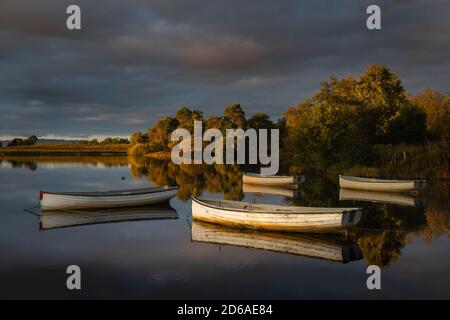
top-left (192, 221), bottom-right (363, 263)
top-left (40, 186), bottom-right (178, 211)
top-left (191, 197), bottom-right (361, 233)
top-left (339, 175), bottom-right (426, 192)
top-left (39, 205), bottom-right (178, 230)
top-left (243, 173), bottom-right (305, 186)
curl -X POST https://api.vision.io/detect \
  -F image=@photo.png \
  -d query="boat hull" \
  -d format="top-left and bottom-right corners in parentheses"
top-left (40, 187), bottom-right (178, 210)
top-left (243, 173), bottom-right (305, 186)
top-left (339, 175), bottom-right (426, 192)
top-left (243, 183), bottom-right (302, 197)
top-left (192, 221), bottom-right (363, 263)
top-left (40, 205), bottom-right (178, 230)
top-left (192, 197), bottom-right (361, 233)
top-left (339, 188), bottom-right (425, 207)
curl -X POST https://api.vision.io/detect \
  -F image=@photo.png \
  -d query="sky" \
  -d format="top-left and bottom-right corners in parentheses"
top-left (0, 0), bottom-right (449, 139)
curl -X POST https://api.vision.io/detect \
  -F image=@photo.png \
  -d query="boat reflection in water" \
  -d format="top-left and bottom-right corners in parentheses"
top-left (339, 188), bottom-right (426, 207)
top-left (243, 183), bottom-right (304, 198)
top-left (38, 204), bottom-right (178, 230)
top-left (191, 221), bottom-right (363, 263)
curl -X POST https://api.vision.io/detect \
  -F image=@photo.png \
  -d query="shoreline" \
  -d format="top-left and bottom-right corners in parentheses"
top-left (144, 151), bottom-right (172, 160)
top-left (0, 143), bottom-right (128, 156)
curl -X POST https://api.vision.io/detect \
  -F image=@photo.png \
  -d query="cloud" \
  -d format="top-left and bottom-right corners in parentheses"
top-left (0, 0), bottom-right (449, 137)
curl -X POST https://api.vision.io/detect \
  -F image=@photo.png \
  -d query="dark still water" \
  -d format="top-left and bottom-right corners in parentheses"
top-left (0, 156), bottom-right (449, 299)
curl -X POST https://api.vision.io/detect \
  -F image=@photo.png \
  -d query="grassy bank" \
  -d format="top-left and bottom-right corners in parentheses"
top-left (0, 143), bottom-right (129, 156)
top-left (144, 151), bottom-right (172, 160)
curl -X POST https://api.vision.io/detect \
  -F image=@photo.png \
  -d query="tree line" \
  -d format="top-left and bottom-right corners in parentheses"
top-left (129, 65), bottom-right (449, 177)
top-left (129, 104), bottom-right (282, 156)
top-left (1, 136), bottom-right (129, 148)
top-left (4, 135), bottom-right (38, 147)
top-left (283, 65), bottom-right (449, 176)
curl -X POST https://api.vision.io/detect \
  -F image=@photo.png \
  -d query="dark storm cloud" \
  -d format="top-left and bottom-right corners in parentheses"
top-left (0, 0), bottom-right (449, 137)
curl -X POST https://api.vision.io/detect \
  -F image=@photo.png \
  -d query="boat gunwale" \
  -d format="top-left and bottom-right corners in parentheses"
top-left (339, 175), bottom-right (425, 184)
top-left (40, 186), bottom-right (179, 197)
top-left (192, 196), bottom-right (361, 215)
top-left (243, 172), bottom-right (301, 179)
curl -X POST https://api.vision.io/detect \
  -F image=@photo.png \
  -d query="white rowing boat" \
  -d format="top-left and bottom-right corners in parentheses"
top-left (39, 205), bottom-right (178, 230)
top-left (339, 188), bottom-right (426, 207)
top-left (339, 175), bottom-right (426, 192)
top-left (192, 221), bottom-right (363, 263)
top-left (191, 197), bottom-right (361, 233)
top-left (243, 183), bottom-right (303, 198)
top-left (243, 173), bottom-right (305, 186)
top-left (40, 186), bottom-right (178, 211)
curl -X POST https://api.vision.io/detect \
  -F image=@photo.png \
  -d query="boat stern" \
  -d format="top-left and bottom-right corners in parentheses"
top-left (341, 209), bottom-right (362, 228)
top-left (294, 175), bottom-right (306, 184)
top-left (414, 180), bottom-right (427, 190)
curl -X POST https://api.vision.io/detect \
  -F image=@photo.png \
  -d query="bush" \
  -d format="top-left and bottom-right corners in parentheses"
top-left (128, 143), bottom-right (152, 156)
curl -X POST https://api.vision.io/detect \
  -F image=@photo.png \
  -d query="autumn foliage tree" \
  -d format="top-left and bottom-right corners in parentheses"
top-left (283, 65), bottom-right (430, 173)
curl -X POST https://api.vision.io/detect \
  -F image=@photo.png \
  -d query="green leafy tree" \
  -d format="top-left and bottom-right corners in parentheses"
top-left (223, 103), bottom-right (247, 129)
top-left (147, 116), bottom-right (180, 151)
top-left (205, 116), bottom-right (223, 130)
top-left (248, 112), bottom-right (274, 130)
top-left (355, 65), bottom-right (408, 143)
top-left (7, 138), bottom-right (24, 147)
top-left (175, 107), bottom-right (204, 133)
top-left (385, 103), bottom-right (427, 144)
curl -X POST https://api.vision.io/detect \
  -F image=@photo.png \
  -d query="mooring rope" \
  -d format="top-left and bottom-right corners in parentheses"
top-left (23, 205), bottom-right (41, 217)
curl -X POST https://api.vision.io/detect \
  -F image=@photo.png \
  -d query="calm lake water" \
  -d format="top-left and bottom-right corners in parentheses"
top-left (0, 156), bottom-right (449, 299)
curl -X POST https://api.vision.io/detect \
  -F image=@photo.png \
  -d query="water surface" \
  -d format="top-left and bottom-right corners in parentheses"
top-left (0, 156), bottom-right (449, 299)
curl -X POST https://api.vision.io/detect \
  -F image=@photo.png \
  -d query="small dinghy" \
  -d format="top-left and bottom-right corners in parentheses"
top-left (39, 205), bottom-right (178, 230)
top-left (192, 221), bottom-right (363, 263)
top-left (191, 197), bottom-right (361, 233)
top-left (243, 173), bottom-right (305, 186)
top-left (40, 186), bottom-right (178, 211)
top-left (339, 175), bottom-right (426, 192)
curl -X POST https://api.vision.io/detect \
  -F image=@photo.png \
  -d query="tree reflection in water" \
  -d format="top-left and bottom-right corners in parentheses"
top-left (129, 156), bottom-right (243, 201)
top-left (129, 157), bottom-right (449, 267)
top-left (4, 156), bottom-right (447, 266)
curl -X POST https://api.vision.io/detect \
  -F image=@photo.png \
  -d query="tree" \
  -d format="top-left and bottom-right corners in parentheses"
top-left (130, 132), bottom-right (143, 145)
top-left (356, 65), bottom-right (406, 109)
top-left (248, 113), bottom-right (274, 130)
top-left (205, 116), bottom-right (223, 130)
top-left (356, 65), bottom-right (408, 143)
top-left (8, 138), bottom-right (24, 147)
top-left (223, 103), bottom-right (247, 129)
top-left (411, 87), bottom-right (450, 142)
top-left (175, 107), bottom-right (204, 133)
top-left (385, 103), bottom-right (427, 144)
top-left (147, 116), bottom-right (180, 151)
